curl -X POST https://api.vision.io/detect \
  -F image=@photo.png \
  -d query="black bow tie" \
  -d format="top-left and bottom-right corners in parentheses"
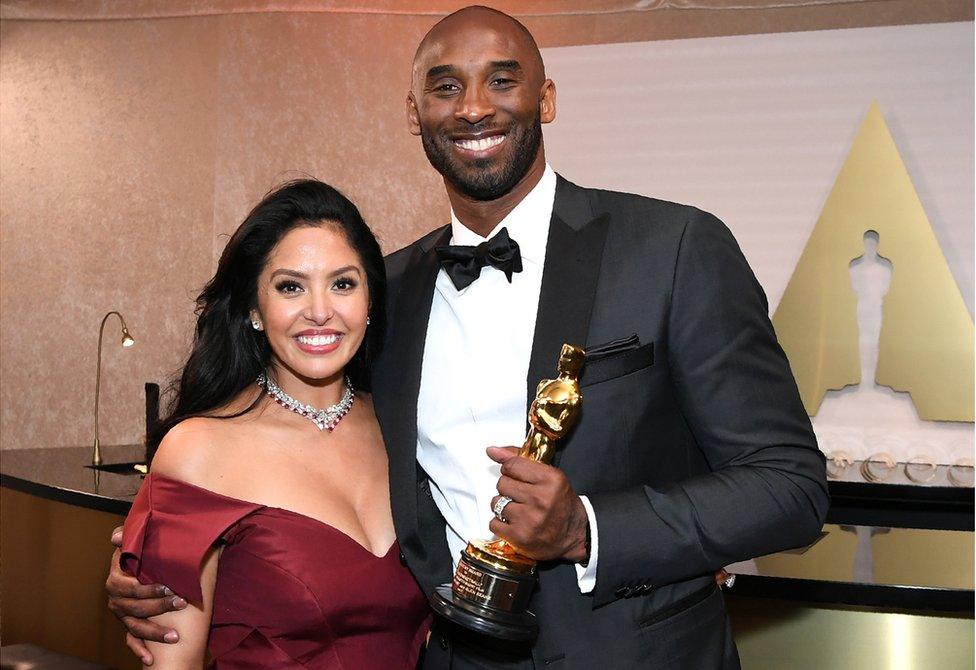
top-left (435, 227), bottom-right (523, 291)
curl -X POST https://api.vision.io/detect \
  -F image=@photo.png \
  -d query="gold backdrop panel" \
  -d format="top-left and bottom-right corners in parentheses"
top-left (773, 103), bottom-right (974, 421)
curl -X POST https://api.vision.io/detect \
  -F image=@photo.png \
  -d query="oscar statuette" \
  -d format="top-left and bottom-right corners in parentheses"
top-left (429, 343), bottom-right (585, 641)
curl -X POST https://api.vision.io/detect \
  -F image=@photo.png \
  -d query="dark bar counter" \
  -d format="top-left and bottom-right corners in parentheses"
top-left (1, 445), bottom-right (149, 669)
top-left (728, 523), bottom-right (973, 612)
top-left (1, 446), bottom-right (972, 614)
top-left (1, 445), bottom-right (146, 515)
top-left (1, 447), bottom-right (973, 668)
top-left (728, 474), bottom-right (974, 614)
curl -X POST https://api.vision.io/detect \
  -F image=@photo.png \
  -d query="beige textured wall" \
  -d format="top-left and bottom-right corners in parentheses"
top-left (1, 1), bottom-right (971, 451)
top-left (2, 17), bottom-right (223, 452)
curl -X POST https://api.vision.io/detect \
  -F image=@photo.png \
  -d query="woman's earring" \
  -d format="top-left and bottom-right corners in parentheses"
top-left (366, 317), bottom-right (371, 327)
top-left (252, 320), bottom-right (263, 331)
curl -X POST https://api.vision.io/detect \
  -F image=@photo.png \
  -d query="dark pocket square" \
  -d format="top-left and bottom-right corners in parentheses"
top-left (582, 336), bottom-right (654, 387)
top-left (585, 333), bottom-right (641, 362)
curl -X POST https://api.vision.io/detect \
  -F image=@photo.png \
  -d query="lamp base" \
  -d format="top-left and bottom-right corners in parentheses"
top-left (84, 461), bottom-right (146, 475)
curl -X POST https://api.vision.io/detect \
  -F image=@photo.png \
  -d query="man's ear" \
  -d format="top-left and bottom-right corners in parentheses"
top-left (540, 79), bottom-right (556, 124)
top-left (406, 92), bottom-right (422, 136)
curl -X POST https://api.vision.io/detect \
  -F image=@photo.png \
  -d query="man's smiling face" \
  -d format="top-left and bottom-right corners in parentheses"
top-left (408, 8), bottom-right (555, 201)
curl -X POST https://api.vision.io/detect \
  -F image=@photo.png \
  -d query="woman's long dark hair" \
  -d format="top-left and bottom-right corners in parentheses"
top-left (151, 179), bottom-right (385, 450)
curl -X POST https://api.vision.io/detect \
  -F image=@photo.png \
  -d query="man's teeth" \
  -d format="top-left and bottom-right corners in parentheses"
top-left (455, 135), bottom-right (504, 151)
top-left (296, 334), bottom-right (340, 346)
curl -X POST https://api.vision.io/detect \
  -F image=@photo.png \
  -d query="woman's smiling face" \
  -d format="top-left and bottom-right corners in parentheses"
top-left (251, 223), bottom-right (369, 388)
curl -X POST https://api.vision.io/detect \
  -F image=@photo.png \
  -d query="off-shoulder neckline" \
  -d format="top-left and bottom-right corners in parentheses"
top-left (145, 472), bottom-right (397, 560)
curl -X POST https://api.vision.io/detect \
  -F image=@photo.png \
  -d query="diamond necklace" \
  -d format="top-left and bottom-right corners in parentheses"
top-left (257, 373), bottom-right (355, 432)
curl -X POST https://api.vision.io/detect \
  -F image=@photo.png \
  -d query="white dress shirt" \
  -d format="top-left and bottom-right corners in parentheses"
top-left (416, 165), bottom-right (599, 592)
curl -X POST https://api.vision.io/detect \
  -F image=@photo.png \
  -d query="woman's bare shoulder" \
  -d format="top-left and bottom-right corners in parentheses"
top-left (151, 388), bottom-right (267, 482)
top-left (151, 416), bottom-right (242, 487)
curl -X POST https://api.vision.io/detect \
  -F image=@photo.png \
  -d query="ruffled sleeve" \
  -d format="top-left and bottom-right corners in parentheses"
top-left (121, 473), bottom-right (263, 605)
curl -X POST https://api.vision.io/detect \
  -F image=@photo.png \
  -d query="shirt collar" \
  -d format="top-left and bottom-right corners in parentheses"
top-left (449, 164), bottom-right (556, 266)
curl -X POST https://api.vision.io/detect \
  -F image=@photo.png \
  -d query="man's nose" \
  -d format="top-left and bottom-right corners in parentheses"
top-left (454, 86), bottom-right (495, 124)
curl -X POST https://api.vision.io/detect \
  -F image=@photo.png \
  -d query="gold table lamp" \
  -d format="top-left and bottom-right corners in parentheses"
top-left (92, 310), bottom-right (135, 466)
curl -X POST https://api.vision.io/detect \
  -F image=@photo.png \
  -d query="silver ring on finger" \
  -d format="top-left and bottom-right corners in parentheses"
top-left (492, 496), bottom-right (513, 523)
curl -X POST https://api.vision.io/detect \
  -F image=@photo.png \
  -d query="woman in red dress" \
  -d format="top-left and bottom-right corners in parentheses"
top-left (119, 180), bottom-right (430, 668)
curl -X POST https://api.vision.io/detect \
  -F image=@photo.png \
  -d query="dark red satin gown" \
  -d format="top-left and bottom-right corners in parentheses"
top-left (122, 473), bottom-right (431, 669)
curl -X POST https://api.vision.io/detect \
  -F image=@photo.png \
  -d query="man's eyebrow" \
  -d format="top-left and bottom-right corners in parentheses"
top-left (425, 60), bottom-right (523, 80)
top-left (489, 60), bottom-right (522, 72)
top-left (426, 64), bottom-right (455, 79)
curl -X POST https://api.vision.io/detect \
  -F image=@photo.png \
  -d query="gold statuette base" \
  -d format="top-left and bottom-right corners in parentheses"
top-left (429, 541), bottom-right (539, 641)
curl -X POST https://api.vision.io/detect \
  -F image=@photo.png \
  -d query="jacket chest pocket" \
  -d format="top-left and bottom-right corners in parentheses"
top-left (581, 340), bottom-right (654, 387)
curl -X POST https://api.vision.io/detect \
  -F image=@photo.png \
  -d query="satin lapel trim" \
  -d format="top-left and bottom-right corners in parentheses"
top-left (527, 209), bottom-right (610, 468)
top-left (384, 227), bottom-right (449, 560)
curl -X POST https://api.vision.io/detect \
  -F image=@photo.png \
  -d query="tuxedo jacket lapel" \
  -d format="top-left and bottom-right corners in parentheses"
top-left (527, 177), bottom-right (610, 465)
top-left (380, 225), bottom-right (451, 571)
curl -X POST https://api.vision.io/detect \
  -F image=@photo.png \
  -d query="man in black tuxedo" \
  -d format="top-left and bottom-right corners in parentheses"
top-left (107, 6), bottom-right (827, 668)
top-left (374, 6), bottom-right (828, 668)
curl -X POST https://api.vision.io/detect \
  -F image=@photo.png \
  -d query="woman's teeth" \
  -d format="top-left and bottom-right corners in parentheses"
top-left (296, 334), bottom-right (340, 346)
top-left (455, 135), bottom-right (504, 151)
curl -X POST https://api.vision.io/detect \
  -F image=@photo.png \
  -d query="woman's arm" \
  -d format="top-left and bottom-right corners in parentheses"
top-left (143, 544), bottom-right (219, 669)
top-left (139, 420), bottom-right (221, 668)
